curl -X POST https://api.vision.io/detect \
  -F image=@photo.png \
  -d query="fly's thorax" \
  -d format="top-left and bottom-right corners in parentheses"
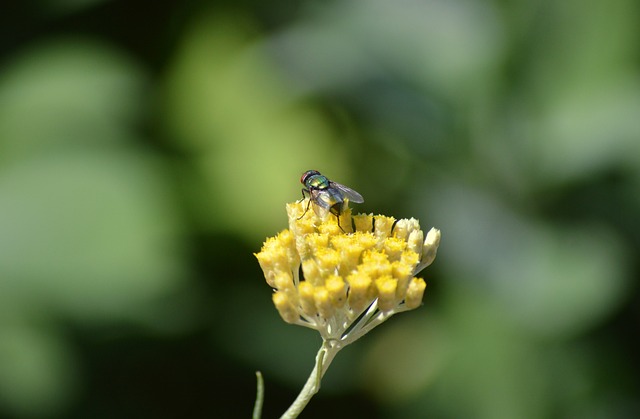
top-left (306, 173), bottom-right (330, 190)
top-left (300, 170), bottom-right (330, 189)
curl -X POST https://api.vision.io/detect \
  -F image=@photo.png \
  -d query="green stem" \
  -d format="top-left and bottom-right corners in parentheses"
top-left (253, 371), bottom-right (264, 419)
top-left (279, 340), bottom-right (341, 419)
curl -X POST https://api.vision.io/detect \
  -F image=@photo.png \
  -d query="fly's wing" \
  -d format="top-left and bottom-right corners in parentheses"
top-left (311, 190), bottom-right (332, 218)
top-left (331, 182), bottom-right (364, 203)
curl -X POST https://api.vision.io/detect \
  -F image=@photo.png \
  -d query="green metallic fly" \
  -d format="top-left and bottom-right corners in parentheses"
top-left (299, 170), bottom-right (364, 231)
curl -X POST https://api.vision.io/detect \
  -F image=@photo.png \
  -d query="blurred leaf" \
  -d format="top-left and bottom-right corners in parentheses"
top-left (0, 323), bottom-right (78, 418)
top-left (526, 0), bottom-right (638, 103)
top-left (0, 148), bottom-right (186, 322)
top-left (0, 35), bottom-right (189, 418)
top-left (0, 36), bottom-right (187, 324)
top-left (533, 79), bottom-right (640, 182)
top-left (516, 0), bottom-right (640, 183)
top-left (162, 14), bottom-right (354, 241)
top-left (269, 0), bottom-right (505, 99)
top-left (421, 182), bottom-right (630, 337)
top-left (0, 39), bottom-right (145, 162)
top-left (490, 224), bottom-right (630, 337)
top-left (385, 287), bottom-right (550, 419)
top-left (360, 314), bottom-right (449, 403)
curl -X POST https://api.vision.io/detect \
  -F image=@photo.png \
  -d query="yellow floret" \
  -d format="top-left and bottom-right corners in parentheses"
top-left (407, 229), bottom-right (424, 257)
top-left (382, 237), bottom-right (406, 262)
top-left (405, 277), bottom-right (427, 309)
top-left (352, 213), bottom-right (373, 232)
top-left (317, 222), bottom-right (342, 236)
top-left (347, 271), bottom-right (375, 312)
top-left (392, 218), bottom-right (420, 241)
top-left (331, 235), bottom-right (363, 277)
top-left (360, 250), bottom-right (392, 278)
top-left (373, 215), bottom-right (395, 242)
top-left (391, 261), bottom-right (412, 300)
top-left (298, 281), bottom-right (317, 317)
top-left (419, 228), bottom-right (441, 271)
top-left (314, 247), bottom-right (340, 275)
top-left (306, 233), bottom-right (330, 253)
top-left (301, 258), bottom-right (321, 285)
top-left (375, 275), bottom-right (398, 312)
top-left (314, 286), bottom-right (334, 319)
top-left (273, 292), bottom-right (299, 324)
top-left (273, 271), bottom-right (294, 291)
top-left (325, 275), bottom-right (347, 308)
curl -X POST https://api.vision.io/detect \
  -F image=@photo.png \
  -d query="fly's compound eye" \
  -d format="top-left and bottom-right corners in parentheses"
top-left (301, 170), bottom-right (320, 185)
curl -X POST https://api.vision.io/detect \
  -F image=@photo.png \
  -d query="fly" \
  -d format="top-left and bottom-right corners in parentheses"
top-left (299, 170), bottom-right (364, 231)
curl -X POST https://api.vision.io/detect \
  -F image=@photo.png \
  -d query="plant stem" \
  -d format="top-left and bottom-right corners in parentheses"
top-left (252, 371), bottom-right (264, 419)
top-left (279, 340), bottom-right (341, 419)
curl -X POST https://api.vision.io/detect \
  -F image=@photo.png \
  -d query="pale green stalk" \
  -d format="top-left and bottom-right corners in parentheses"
top-left (280, 340), bottom-right (341, 419)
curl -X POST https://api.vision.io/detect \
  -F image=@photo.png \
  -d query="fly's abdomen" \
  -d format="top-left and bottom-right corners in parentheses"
top-left (324, 189), bottom-right (346, 215)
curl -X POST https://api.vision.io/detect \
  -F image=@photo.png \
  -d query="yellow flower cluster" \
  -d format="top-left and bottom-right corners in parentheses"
top-left (255, 200), bottom-right (440, 343)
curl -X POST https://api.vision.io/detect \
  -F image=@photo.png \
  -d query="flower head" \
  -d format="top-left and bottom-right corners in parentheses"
top-left (255, 200), bottom-right (440, 346)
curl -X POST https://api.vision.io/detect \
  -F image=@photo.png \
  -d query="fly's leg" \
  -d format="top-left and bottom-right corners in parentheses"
top-left (298, 189), bottom-right (312, 220)
top-left (330, 206), bottom-right (346, 233)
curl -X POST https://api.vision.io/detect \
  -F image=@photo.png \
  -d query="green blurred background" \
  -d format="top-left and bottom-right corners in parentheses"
top-left (1, 0), bottom-right (639, 418)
